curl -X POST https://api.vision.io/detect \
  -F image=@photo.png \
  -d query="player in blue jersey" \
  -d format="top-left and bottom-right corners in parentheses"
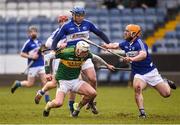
top-left (50, 6), bottom-right (112, 114)
top-left (11, 25), bottom-right (50, 103)
top-left (102, 24), bottom-right (176, 118)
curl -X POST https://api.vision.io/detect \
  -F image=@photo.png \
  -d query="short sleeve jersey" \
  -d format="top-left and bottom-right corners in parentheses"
top-left (21, 38), bottom-right (44, 67)
top-left (119, 38), bottom-right (156, 76)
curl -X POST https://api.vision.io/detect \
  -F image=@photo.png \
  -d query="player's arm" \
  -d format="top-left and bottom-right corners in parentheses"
top-left (124, 50), bottom-right (147, 62)
top-left (20, 51), bottom-right (38, 60)
top-left (89, 22), bottom-right (111, 44)
top-left (101, 42), bottom-right (120, 49)
top-left (92, 53), bottom-right (115, 71)
top-left (44, 52), bottom-right (56, 74)
top-left (51, 26), bottom-right (66, 50)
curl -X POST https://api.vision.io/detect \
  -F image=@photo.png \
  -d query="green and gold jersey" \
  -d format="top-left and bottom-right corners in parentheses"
top-left (55, 46), bottom-right (92, 80)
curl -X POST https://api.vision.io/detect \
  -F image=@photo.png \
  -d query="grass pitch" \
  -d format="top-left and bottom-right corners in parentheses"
top-left (0, 86), bottom-right (180, 124)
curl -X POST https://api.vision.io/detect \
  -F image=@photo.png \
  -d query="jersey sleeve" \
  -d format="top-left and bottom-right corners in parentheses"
top-left (21, 41), bottom-right (29, 53)
top-left (119, 41), bottom-right (126, 50)
top-left (51, 25), bottom-right (67, 50)
top-left (88, 22), bottom-right (111, 43)
top-left (136, 39), bottom-right (147, 51)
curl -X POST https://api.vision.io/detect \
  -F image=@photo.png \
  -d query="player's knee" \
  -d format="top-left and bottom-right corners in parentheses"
top-left (162, 91), bottom-right (171, 98)
top-left (26, 82), bottom-right (34, 87)
top-left (54, 101), bottom-right (63, 108)
top-left (89, 90), bottom-right (97, 98)
top-left (134, 85), bottom-right (142, 94)
top-left (89, 77), bottom-right (97, 84)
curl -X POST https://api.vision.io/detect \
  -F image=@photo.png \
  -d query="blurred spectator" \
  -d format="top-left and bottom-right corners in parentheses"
top-left (141, 0), bottom-right (157, 8)
top-left (102, 0), bottom-right (118, 9)
top-left (123, 0), bottom-right (157, 9)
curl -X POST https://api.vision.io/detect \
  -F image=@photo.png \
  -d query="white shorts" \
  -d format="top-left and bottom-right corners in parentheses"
top-left (57, 78), bottom-right (84, 93)
top-left (81, 58), bottom-right (94, 70)
top-left (28, 66), bottom-right (45, 77)
top-left (134, 68), bottom-right (164, 86)
top-left (52, 59), bottom-right (60, 75)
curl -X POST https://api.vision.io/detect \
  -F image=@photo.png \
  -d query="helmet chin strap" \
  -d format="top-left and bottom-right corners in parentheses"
top-left (127, 30), bottom-right (141, 42)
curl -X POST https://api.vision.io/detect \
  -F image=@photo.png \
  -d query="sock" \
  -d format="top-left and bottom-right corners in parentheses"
top-left (69, 100), bottom-right (74, 113)
top-left (17, 81), bottom-right (22, 87)
top-left (77, 102), bottom-right (84, 111)
top-left (139, 109), bottom-right (146, 115)
top-left (45, 95), bottom-right (50, 103)
top-left (40, 90), bottom-right (45, 95)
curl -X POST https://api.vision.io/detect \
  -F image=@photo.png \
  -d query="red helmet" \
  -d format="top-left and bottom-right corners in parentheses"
top-left (57, 15), bottom-right (68, 23)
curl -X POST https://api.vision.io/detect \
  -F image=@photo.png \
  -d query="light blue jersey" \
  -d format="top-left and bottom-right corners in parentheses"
top-left (51, 18), bottom-right (110, 50)
top-left (21, 38), bottom-right (44, 67)
top-left (119, 37), bottom-right (156, 76)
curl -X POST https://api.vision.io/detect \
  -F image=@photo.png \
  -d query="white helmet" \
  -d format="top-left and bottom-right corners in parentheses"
top-left (76, 40), bottom-right (90, 56)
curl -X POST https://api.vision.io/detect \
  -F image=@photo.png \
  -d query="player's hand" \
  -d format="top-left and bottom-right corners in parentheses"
top-left (29, 53), bottom-right (39, 60)
top-left (124, 57), bottom-right (133, 63)
top-left (106, 64), bottom-right (115, 71)
top-left (101, 43), bottom-right (109, 49)
top-left (45, 74), bottom-right (53, 81)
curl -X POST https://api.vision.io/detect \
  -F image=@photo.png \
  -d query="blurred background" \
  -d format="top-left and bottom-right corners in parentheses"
top-left (0, 0), bottom-right (180, 86)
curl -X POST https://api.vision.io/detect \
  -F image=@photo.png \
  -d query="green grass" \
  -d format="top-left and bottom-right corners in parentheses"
top-left (0, 86), bottom-right (180, 124)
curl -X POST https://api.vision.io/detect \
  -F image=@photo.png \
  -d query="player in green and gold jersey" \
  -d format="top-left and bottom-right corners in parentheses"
top-left (43, 41), bottom-right (98, 117)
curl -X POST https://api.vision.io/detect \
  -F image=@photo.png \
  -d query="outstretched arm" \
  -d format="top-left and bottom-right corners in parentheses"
top-left (92, 54), bottom-right (115, 71)
top-left (89, 22), bottom-right (111, 44)
top-left (101, 42), bottom-right (120, 49)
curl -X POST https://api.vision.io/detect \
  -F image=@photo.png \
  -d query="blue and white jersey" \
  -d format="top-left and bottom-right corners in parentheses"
top-left (21, 38), bottom-right (44, 67)
top-left (51, 18), bottom-right (110, 50)
top-left (50, 28), bottom-right (60, 39)
top-left (119, 38), bottom-right (156, 75)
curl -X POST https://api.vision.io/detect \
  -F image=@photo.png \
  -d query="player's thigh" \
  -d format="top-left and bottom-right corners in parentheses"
top-left (38, 67), bottom-right (47, 84)
top-left (77, 82), bottom-right (96, 96)
top-left (154, 82), bottom-right (170, 97)
top-left (133, 77), bottom-right (147, 90)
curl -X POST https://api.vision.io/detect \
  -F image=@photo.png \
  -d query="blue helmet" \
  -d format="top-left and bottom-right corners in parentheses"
top-left (70, 6), bottom-right (86, 15)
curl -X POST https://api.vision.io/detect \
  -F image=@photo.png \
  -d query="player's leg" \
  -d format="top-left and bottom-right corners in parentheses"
top-left (81, 59), bottom-right (98, 114)
top-left (11, 72), bottom-right (35, 93)
top-left (35, 78), bottom-right (57, 104)
top-left (43, 80), bottom-right (68, 117)
top-left (154, 82), bottom-right (171, 97)
top-left (39, 71), bottom-right (51, 103)
top-left (145, 68), bottom-right (171, 97)
top-left (68, 91), bottom-right (76, 115)
top-left (43, 90), bottom-right (66, 117)
top-left (71, 80), bottom-right (97, 117)
top-left (163, 78), bottom-right (176, 89)
top-left (11, 67), bottom-right (40, 93)
top-left (133, 76), bottom-right (147, 118)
